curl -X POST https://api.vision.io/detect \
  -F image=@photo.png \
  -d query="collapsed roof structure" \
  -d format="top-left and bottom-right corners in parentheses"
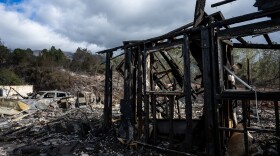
top-left (97, 0), bottom-right (280, 155)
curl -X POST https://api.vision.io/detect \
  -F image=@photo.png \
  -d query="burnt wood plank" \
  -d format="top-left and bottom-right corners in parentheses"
top-left (218, 19), bottom-right (280, 39)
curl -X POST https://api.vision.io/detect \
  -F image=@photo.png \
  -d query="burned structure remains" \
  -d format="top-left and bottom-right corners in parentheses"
top-left (98, 0), bottom-right (280, 155)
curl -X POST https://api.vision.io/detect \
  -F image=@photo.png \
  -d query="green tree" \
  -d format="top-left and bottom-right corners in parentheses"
top-left (0, 39), bottom-right (10, 65)
top-left (0, 68), bottom-right (23, 85)
top-left (10, 48), bottom-right (34, 66)
top-left (37, 46), bottom-right (69, 68)
top-left (70, 47), bottom-right (103, 74)
top-left (233, 48), bottom-right (280, 87)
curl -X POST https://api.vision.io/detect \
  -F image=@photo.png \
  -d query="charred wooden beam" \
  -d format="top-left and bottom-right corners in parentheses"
top-left (219, 127), bottom-right (276, 133)
top-left (194, 0), bottom-right (206, 27)
top-left (103, 52), bottom-right (113, 129)
top-left (211, 0), bottom-right (236, 8)
top-left (116, 59), bottom-right (125, 77)
top-left (150, 53), bottom-right (157, 144)
top-left (96, 46), bottom-right (123, 54)
top-left (169, 95), bottom-right (175, 148)
top-left (209, 25), bottom-right (222, 155)
top-left (263, 34), bottom-right (273, 46)
top-left (137, 47), bottom-right (143, 139)
top-left (218, 19), bottom-right (280, 39)
top-left (219, 91), bottom-right (280, 100)
top-left (146, 91), bottom-right (184, 96)
top-left (146, 39), bottom-right (183, 51)
top-left (167, 22), bottom-right (193, 34)
top-left (254, 0), bottom-right (280, 11)
top-left (211, 7), bottom-right (280, 28)
top-left (159, 51), bottom-right (183, 87)
top-left (201, 29), bottom-right (215, 156)
top-left (132, 50), bottom-right (137, 124)
top-left (233, 43), bottom-right (280, 49)
top-left (274, 101), bottom-right (280, 152)
top-left (143, 48), bottom-right (150, 143)
top-left (242, 100), bottom-right (249, 156)
top-left (236, 37), bottom-right (248, 46)
top-left (122, 47), bottom-right (133, 139)
top-left (154, 69), bottom-right (172, 76)
top-left (183, 34), bottom-right (193, 152)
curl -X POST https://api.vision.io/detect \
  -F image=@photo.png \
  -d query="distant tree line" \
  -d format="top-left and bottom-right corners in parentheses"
top-left (0, 39), bottom-right (105, 90)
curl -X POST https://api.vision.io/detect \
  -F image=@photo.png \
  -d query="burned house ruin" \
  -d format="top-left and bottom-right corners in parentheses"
top-left (98, 0), bottom-right (280, 155)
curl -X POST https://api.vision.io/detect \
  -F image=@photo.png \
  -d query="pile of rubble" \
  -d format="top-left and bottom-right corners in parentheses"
top-left (68, 70), bottom-right (124, 105)
top-left (0, 104), bottom-right (164, 156)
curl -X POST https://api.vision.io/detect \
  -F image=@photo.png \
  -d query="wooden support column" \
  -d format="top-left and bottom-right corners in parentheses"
top-left (209, 25), bottom-right (222, 156)
top-left (183, 34), bottom-right (193, 152)
top-left (201, 29), bottom-right (215, 156)
top-left (150, 53), bottom-right (157, 144)
top-left (143, 46), bottom-right (150, 143)
top-left (242, 100), bottom-right (249, 156)
top-left (132, 49), bottom-right (137, 124)
top-left (194, 0), bottom-right (206, 27)
top-left (247, 58), bottom-right (251, 126)
top-left (169, 94), bottom-right (175, 148)
top-left (122, 47), bottom-right (133, 139)
top-left (104, 51), bottom-right (113, 129)
top-left (274, 101), bottom-right (280, 152)
top-left (137, 46), bottom-right (143, 139)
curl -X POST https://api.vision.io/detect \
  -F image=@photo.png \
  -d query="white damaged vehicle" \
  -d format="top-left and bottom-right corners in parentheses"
top-left (21, 91), bottom-right (71, 109)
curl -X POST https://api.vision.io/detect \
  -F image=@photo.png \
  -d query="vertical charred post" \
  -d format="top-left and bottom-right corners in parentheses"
top-left (104, 51), bottom-right (113, 129)
top-left (183, 34), bottom-right (193, 152)
top-left (201, 28), bottom-right (215, 155)
top-left (137, 46), bottom-right (143, 139)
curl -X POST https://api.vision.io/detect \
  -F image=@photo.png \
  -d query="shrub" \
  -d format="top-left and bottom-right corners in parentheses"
top-left (0, 68), bottom-right (23, 85)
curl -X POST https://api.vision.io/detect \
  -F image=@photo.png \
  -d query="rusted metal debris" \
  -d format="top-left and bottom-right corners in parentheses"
top-left (99, 1), bottom-right (280, 156)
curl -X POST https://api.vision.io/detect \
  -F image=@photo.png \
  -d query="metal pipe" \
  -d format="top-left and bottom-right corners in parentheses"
top-left (224, 65), bottom-right (253, 90)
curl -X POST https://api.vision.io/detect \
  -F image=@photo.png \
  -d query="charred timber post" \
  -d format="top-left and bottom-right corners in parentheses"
top-left (209, 24), bottom-right (222, 155)
top-left (183, 34), bottom-right (193, 152)
top-left (143, 47), bottom-right (150, 143)
top-left (193, 0), bottom-right (206, 27)
top-left (137, 46), bottom-right (143, 139)
top-left (122, 47), bottom-right (134, 139)
top-left (242, 100), bottom-right (249, 156)
top-left (132, 49), bottom-right (137, 124)
top-left (274, 101), bottom-right (280, 152)
top-left (201, 28), bottom-right (215, 155)
top-left (104, 52), bottom-right (113, 129)
top-left (150, 53), bottom-right (157, 144)
top-left (247, 58), bottom-right (251, 126)
top-left (169, 94), bottom-right (175, 148)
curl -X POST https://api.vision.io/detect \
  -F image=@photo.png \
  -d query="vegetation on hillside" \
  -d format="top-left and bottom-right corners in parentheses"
top-left (0, 39), bottom-right (105, 90)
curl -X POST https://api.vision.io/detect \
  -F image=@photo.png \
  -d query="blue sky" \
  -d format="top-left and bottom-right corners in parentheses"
top-left (0, 0), bottom-right (278, 52)
top-left (0, 0), bottom-right (22, 4)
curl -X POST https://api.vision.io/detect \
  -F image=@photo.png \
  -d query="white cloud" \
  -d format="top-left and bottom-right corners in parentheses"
top-left (0, 0), bottom-right (279, 53)
top-left (0, 3), bottom-right (105, 52)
